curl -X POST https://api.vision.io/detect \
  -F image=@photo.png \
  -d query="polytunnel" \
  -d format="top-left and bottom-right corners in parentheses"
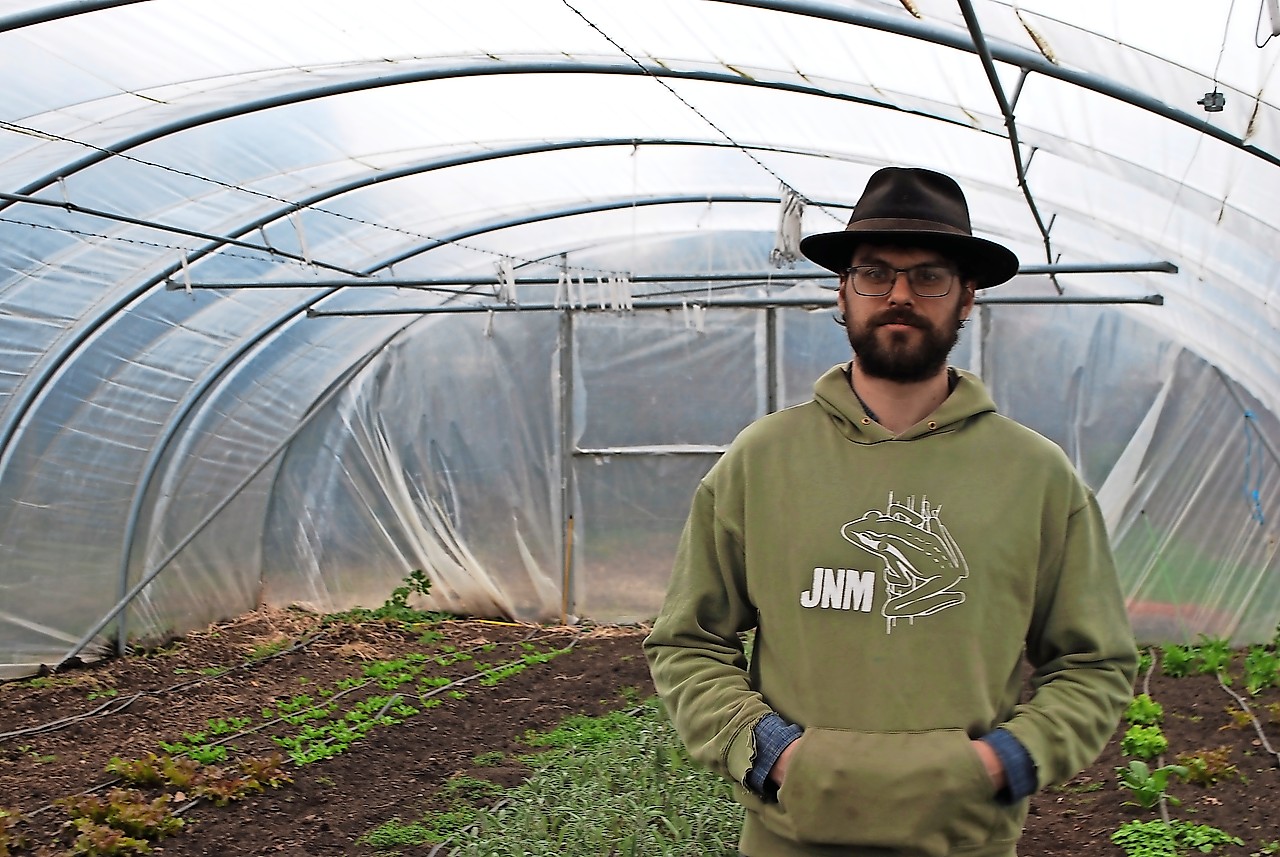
top-left (1, 0), bottom-right (1278, 680)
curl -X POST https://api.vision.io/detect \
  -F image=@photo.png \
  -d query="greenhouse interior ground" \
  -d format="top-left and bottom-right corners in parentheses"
top-left (1, 0), bottom-right (1279, 683)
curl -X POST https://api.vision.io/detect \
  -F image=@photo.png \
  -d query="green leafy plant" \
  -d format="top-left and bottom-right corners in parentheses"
top-left (156, 728), bottom-right (231, 765)
top-left (1137, 647), bottom-right (1154, 674)
top-left (235, 753), bottom-right (293, 789)
top-left (187, 744), bottom-right (230, 765)
top-left (1125, 693), bottom-right (1165, 725)
top-left (105, 754), bottom-right (167, 787)
top-left (1112, 820), bottom-right (1243, 857)
top-left (475, 647), bottom-right (569, 688)
top-left (323, 569), bottom-right (441, 626)
top-left (59, 788), bottom-right (184, 842)
top-left (16, 744), bottom-right (55, 764)
top-left (270, 694), bottom-right (407, 766)
top-left (1121, 724), bottom-right (1169, 760)
top-left (158, 756), bottom-right (202, 789)
top-left (105, 751), bottom-right (291, 810)
top-left (1173, 823), bottom-right (1245, 854)
top-left (1116, 760), bottom-right (1187, 808)
top-left (186, 753), bottom-right (293, 805)
top-left (205, 716), bottom-right (251, 736)
top-left (190, 770), bottom-right (260, 806)
top-left (1243, 645), bottom-right (1280, 695)
top-left (1194, 634), bottom-right (1234, 676)
top-left (364, 653), bottom-right (429, 689)
top-left (67, 819), bottom-right (153, 856)
top-left (1161, 643), bottom-right (1196, 678)
top-left (1175, 746), bottom-right (1240, 786)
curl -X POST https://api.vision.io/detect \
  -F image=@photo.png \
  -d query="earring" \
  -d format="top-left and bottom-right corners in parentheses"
top-left (833, 312), bottom-right (846, 327)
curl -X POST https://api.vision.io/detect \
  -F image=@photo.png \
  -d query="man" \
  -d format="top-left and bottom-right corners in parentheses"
top-left (643, 167), bottom-right (1137, 857)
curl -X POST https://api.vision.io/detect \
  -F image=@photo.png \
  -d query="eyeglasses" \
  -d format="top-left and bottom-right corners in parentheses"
top-left (843, 264), bottom-right (957, 297)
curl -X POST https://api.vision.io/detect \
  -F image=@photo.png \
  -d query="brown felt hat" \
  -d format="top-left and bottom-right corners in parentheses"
top-left (799, 167), bottom-right (1019, 288)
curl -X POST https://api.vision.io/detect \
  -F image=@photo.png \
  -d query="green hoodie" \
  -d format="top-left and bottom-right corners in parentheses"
top-left (644, 363), bottom-right (1137, 857)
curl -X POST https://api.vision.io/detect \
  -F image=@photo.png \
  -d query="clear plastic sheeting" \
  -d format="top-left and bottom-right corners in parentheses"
top-left (265, 312), bottom-right (565, 622)
top-left (1102, 353), bottom-right (1280, 645)
top-left (1, 0), bottom-right (1278, 677)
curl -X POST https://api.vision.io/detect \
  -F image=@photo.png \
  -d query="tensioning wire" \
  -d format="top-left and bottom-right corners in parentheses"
top-left (558, 0), bottom-right (846, 229)
top-left (0, 119), bottom-right (624, 278)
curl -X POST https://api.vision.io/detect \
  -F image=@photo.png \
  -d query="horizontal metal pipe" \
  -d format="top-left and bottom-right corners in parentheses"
top-left (175, 260), bottom-right (1178, 291)
top-left (575, 445), bottom-right (730, 456)
top-left (307, 292), bottom-right (1164, 318)
top-left (980, 294), bottom-right (1164, 305)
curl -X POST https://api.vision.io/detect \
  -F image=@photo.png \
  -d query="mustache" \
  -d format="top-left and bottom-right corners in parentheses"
top-left (872, 309), bottom-right (928, 328)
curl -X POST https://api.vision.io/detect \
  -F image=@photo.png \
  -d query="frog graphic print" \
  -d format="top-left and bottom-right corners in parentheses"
top-left (800, 493), bottom-right (969, 633)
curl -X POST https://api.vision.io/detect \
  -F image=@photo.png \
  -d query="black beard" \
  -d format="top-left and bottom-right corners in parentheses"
top-left (845, 308), bottom-right (961, 383)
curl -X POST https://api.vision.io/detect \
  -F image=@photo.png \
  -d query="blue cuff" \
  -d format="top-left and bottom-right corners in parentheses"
top-left (746, 712), bottom-right (804, 799)
top-left (981, 728), bottom-right (1037, 803)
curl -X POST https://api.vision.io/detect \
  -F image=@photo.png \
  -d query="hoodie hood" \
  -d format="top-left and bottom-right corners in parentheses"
top-left (811, 362), bottom-right (998, 443)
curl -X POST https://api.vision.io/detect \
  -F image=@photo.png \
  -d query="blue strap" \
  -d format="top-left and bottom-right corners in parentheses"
top-left (1243, 410), bottom-right (1265, 526)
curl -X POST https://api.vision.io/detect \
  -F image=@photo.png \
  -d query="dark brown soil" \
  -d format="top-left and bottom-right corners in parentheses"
top-left (1, 608), bottom-right (1277, 856)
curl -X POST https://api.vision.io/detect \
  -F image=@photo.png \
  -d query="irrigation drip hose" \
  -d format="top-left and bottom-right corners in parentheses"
top-left (1138, 649), bottom-right (1175, 822)
top-left (1141, 646), bottom-right (1156, 697)
top-left (1138, 642), bottom-right (1280, 822)
top-left (0, 632), bottom-right (329, 744)
top-left (1138, 647), bottom-right (1176, 823)
top-left (1214, 670), bottom-right (1280, 768)
top-left (0, 691), bottom-right (145, 741)
top-left (12, 627), bottom-right (585, 819)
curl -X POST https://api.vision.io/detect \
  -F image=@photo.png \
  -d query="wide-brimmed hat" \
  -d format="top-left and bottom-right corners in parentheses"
top-left (799, 167), bottom-right (1019, 288)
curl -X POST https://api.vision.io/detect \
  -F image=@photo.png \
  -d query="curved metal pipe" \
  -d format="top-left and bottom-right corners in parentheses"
top-left (0, 0), bottom-right (146, 32)
top-left (74, 333), bottom-right (395, 668)
top-left (372, 194), bottom-right (781, 271)
top-left (0, 191), bottom-right (361, 276)
top-left (0, 58), bottom-right (990, 214)
top-left (100, 146), bottom-right (803, 654)
top-left (0, 138), bottom-right (827, 477)
top-left (956, 0), bottom-right (1062, 293)
top-left (711, 0), bottom-right (1280, 168)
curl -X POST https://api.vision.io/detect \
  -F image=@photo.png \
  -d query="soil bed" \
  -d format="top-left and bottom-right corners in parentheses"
top-left (1, 608), bottom-right (1277, 855)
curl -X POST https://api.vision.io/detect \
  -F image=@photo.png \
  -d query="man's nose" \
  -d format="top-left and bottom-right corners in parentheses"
top-left (886, 270), bottom-right (916, 303)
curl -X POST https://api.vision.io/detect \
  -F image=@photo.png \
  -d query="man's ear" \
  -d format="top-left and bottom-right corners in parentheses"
top-left (958, 282), bottom-right (976, 320)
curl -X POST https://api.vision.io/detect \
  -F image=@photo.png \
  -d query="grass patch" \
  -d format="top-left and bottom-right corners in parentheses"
top-left (363, 698), bottom-right (742, 855)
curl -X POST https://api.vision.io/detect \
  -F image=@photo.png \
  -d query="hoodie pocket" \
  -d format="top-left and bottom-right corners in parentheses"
top-left (766, 727), bottom-right (999, 854)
